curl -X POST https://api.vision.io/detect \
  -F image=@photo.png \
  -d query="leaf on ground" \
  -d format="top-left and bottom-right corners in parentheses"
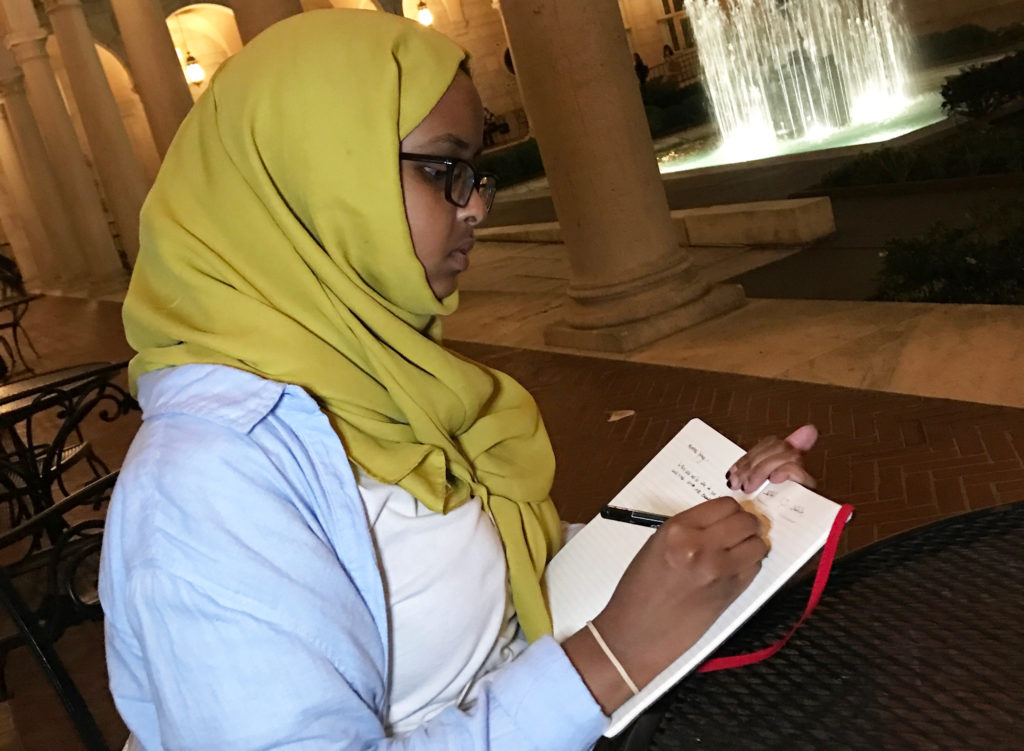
top-left (606, 409), bottom-right (636, 423)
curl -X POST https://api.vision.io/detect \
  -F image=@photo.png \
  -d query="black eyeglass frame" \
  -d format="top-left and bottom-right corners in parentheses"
top-left (399, 152), bottom-right (498, 211)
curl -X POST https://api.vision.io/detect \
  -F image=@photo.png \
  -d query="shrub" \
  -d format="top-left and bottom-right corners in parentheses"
top-left (641, 79), bottom-right (684, 109)
top-left (941, 51), bottom-right (1024, 118)
top-left (873, 206), bottom-right (1024, 304)
top-left (643, 81), bottom-right (710, 136)
top-left (916, 24), bottom-right (996, 64)
top-left (664, 98), bottom-right (708, 131)
top-left (645, 105), bottom-right (667, 136)
top-left (915, 22), bottom-right (1024, 65)
top-left (817, 121), bottom-right (1024, 187)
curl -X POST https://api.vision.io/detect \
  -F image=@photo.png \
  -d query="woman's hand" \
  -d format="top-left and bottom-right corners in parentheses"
top-left (727, 424), bottom-right (819, 493)
top-left (561, 425), bottom-right (819, 715)
top-left (562, 497), bottom-right (767, 714)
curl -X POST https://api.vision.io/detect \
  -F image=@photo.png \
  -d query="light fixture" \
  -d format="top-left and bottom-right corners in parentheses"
top-left (416, 0), bottom-right (433, 26)
top-left (184, 53), bottom-right (205, 85)
top-left (174, 13), bottom-right (205, 86)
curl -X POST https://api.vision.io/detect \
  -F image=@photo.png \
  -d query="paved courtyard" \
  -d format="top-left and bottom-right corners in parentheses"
top-left (1, 290), bottom-right (1021, 750)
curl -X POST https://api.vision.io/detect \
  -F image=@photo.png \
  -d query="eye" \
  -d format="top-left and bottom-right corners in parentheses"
top-left (421, 165), bottom-right (447, 184)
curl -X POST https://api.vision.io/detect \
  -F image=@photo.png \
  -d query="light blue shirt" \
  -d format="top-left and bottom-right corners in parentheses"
top-left (99, 364), bottom-right (606, 750)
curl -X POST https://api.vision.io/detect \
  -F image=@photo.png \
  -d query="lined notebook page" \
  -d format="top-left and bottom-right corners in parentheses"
top-left (545, 418), bottom-right (843, 736)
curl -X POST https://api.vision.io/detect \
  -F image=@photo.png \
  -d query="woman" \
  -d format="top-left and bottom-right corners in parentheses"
top-left (99, 10), bottom-right (817, 749)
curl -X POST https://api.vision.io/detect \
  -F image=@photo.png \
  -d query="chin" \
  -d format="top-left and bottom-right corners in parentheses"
top-left (429, 276), bottom-right (459, 300)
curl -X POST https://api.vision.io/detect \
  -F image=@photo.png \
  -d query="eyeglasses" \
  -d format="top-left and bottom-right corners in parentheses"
top-left (399, 153), bottom-right (498, 212)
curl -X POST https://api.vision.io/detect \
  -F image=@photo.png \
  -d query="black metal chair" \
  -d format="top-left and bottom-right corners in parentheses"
top-left (0, 293), bottom-right (42, 381)
top-left (0, 362), bottom-right (137, 751)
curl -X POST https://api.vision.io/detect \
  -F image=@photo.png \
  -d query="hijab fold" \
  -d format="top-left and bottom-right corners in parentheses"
top-left (123, 9), bottom-right (562, 641)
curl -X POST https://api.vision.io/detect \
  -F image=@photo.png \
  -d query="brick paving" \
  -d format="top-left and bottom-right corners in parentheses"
top-left (2, 296), bottom-right (1022, 750)
top-left (448, 340), bottom-right (1024, 555)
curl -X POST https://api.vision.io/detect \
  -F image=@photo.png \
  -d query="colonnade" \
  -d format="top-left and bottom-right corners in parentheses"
top-left (0, 0), bottom-right (729, 351)
top-left (499, 0), bottom-right (741, 351)
top-left (0, 0), bottom-right (302, 295)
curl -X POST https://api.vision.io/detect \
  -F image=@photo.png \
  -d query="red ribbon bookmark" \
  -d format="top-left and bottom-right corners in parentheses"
top-left (697, 503), bottom-right (855, 673)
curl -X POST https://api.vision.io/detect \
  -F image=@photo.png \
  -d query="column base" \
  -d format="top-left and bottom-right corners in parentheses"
top-left (55, 271), bottom-right (129, 300)
top-left (544, 283), bottom-right (746, 354)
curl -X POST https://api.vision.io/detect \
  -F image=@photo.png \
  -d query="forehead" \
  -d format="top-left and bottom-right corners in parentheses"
top-left (404, 72), bottom-right (483, 149)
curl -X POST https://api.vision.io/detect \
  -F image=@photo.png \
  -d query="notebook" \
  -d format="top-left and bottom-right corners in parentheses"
top-left (545, 418), bottom-right (850, 736)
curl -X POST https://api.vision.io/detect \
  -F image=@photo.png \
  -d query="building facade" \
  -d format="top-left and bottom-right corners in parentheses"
top-left (0, 0), bottom-right (1021, 293)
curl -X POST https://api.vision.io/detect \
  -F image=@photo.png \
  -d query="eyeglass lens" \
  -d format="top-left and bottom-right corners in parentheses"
top-left (477, 176), bottom-right (496, 212)
top-left (449, 161), bottom-right (496, 212)
top-left (450, 161), bottom-right (475, 206)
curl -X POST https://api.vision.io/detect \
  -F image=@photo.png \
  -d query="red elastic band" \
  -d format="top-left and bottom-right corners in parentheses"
top-left (697, 503), bottom-right (854, 673)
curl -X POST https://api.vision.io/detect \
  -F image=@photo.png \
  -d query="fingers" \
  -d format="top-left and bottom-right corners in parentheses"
top-left (712, 505), bottom-right (763, 549)
top-left (676, 496), bottom-right (743, 528)
top-left (727, 424), bottom-right (818, 493)
top-left (768, 461), bottom-right (817, 489)
top-left (727, 535), bottom-right (769, 570)
top-left (785, 424), bottom-right (819, 452)
top-left (744, 447), bottom-right (804, 492)
top-left (670, 498), bottom-right (763, 549)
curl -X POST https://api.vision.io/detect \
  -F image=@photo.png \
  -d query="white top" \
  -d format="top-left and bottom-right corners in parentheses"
top-left (355, 469), bottom-right (526, 734)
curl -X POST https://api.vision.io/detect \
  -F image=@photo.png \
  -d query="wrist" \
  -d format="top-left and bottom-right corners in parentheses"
top-left (561, 622), bottom-right (636, 715)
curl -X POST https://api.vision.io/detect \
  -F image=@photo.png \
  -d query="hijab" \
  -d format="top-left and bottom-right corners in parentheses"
top-left (122, 9), bottom-right (562, 641)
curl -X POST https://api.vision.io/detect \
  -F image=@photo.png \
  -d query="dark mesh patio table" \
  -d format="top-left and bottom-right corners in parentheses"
top-left (613, 502), bottom-right (1024, 751)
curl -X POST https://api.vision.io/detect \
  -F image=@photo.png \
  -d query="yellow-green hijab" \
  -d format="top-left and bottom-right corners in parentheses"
top-left (123, 9), bottom-right (562, 641)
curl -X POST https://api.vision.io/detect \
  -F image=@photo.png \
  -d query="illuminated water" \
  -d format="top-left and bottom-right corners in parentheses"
top-left (657, 91), bottom-right (944, 174)
top-left (683, 0), bottom-right (915, 158)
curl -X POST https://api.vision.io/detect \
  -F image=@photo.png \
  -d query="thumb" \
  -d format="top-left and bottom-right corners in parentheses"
top-left (785, 424), bottom-right (819, 452)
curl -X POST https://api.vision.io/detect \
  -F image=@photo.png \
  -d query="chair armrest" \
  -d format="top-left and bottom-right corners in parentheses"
top-left (0, 471), bottom-right (118, 549)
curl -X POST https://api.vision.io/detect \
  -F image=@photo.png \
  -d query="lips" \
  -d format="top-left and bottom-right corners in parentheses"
top-left (450, 237), bottom-right (474, 272)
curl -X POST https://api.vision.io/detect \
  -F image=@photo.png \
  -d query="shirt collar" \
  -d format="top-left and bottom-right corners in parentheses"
top-left (136, 364), bottom-right (288, 435)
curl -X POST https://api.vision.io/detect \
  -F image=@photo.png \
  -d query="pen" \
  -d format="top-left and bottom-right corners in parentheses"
top-left (602, 479), bottom-right (772, 529)
top-left (600, 505), bottom-right (670, 528)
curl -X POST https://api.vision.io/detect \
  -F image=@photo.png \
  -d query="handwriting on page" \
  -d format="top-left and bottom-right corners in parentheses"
top-left (670, 460), bottom-right (717, 501)
top-left (760, 486), bottom-right (808, 525)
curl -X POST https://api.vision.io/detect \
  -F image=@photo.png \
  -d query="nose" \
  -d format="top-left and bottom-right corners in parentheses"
top-left (457, 187), bottom-right (488, 226)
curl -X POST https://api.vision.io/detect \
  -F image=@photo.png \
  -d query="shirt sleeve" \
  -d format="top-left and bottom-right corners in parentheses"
top-left (104, 412), bottom-right (607, 751)
top-left (120, 568), bottom-right (605, 750)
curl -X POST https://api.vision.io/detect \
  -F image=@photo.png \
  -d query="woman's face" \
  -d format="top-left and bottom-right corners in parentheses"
top-left (400, 71), bottom-right (487, 300)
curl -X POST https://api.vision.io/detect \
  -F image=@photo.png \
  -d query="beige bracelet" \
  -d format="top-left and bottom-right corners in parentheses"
top-left (585, 620), bottom-right (639, 695)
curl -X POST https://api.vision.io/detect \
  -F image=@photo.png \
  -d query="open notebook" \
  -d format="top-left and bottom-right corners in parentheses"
top-left (545, 418), bottom-right (850, 736)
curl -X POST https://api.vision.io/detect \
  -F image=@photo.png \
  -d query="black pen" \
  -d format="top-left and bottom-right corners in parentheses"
top-left (600, 504), bottom-right (670, 528)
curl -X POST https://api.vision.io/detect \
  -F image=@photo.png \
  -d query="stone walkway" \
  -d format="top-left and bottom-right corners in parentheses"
top-left (1, 292), bottom-right (1022, 750)
top-left (450, 240), bottom-right (1024, 409)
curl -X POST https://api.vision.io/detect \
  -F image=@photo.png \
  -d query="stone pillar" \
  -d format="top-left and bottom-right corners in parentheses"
top-left (498, 0), bottom-right (743, 352)
top-left (0, 115), bottom-right (48, 290)
top-left (226, 0), bottom-right (302, 44)
top-left (0, 41), bottom-right (82, 288)
top-left (108, 0), bottom-right (192, 157)
top-left (1, 0), bottom-right (123, 283)
top-left (43, 0), bottom-right (148, 262)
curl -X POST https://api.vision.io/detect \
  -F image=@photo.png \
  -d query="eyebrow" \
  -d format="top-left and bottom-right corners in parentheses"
top-left (425, 133), bottom-right (481, 158)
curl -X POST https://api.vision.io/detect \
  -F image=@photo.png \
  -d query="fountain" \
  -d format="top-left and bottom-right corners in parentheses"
top-left (677, 0), bottom-right (920, 162)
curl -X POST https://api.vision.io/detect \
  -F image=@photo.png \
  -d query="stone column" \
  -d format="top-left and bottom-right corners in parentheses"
top-left (0, 116), bottom-right (48, 290)
top-left (0, 42), bottom-right (81, 289)
top-left (108, 0), bottom-right (192, 157)
top-left (498, 0), bottom-right (743, 352)
top-left (43, 0), bottom-right (149, 262)
top-left (1, 0), bottom-right (123, 283)
top-left (226, 0), bottom-right (302, 44)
